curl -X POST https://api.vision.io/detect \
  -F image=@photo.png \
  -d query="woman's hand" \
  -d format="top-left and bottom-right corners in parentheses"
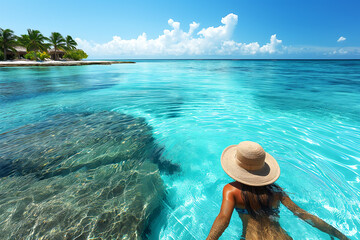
top-left (281, 194), bottom-right (350, 240)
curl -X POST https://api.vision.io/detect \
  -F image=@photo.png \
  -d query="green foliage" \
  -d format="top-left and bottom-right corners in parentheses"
top-left (0, 28), bottom-right (18, 60)
top-left (25, 29), bottom-right (49, 52)
top-left (49, 32), bottom-right (65, 46)
top-left (24, 51), bottom-right (36, 60)
top-left (63, 49), bottom-right (88, 61)
top-left (65, 35), bottom-right (77, 50)
top-left (49, 32), bottom-right (66, 60)
top-left (24, 51), bottom-right (50, 61)
top-left (38, 51), bottom-right (50, 60)
top-left (17, 34), bottom-right (30, 48)
top-left (1, 28), bottom-right (80, 61)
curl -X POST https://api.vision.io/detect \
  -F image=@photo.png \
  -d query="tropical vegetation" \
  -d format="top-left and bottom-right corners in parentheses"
top-left (24, 29), bottom-right (50, 60)
top-left (0, 27), bottom-right (87, 61)
top-left (48, 32), bottom-right (66, 60)
top-left (65, 35), bottom-right (77, 50)
top-left (63, 49), bottom-right (88, 61)
top-left (0, 28), bottom-right (17, 60)
top-left (25, 51), bottom-right (50, 61)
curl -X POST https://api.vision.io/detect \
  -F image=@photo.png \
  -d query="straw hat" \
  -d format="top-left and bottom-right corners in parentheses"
top-left (221, 141), bottom-right (280, 186)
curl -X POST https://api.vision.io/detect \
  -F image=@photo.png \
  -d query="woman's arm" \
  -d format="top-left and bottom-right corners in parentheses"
top-left (207, 184), bottom-right (235, 240)
top-left (281, 193), bottom-right (350, 240)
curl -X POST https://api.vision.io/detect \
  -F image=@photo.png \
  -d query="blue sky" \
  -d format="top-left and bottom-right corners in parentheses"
top-left (1, 0), bottom-right (359, 58)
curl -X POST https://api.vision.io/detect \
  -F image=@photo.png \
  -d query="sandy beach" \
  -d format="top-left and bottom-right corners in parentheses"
top-left (0, 60), bottom-right (135, 67)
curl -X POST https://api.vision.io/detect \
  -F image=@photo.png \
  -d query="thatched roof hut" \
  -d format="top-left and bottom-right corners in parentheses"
top-left (5, 46), bottom-right (27, 59)
top-left (14, 46), bottom-right (27, 54)
top-left (48, 48), bottom-right (65, 54)
top-left (49, 48), bottom-right (65, 60)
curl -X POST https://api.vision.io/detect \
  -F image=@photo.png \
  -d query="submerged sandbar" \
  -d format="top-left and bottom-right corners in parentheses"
top-left (0, 60), bottom-right (135, 67)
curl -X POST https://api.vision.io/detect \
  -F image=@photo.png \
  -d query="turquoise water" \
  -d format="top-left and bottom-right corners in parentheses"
top-left (0, 60), bottom-right (359, 239)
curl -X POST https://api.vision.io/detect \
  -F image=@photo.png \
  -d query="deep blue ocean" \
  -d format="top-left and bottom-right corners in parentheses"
top-left (0, 60), bottom-right (359, 239)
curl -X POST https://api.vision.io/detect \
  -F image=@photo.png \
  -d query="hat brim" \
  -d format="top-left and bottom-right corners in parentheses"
top-left (221, 145), bottom-right (280, 186)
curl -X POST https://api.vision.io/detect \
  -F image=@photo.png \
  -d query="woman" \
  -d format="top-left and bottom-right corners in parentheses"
top-left (207, 141), bottom-right (350, 240)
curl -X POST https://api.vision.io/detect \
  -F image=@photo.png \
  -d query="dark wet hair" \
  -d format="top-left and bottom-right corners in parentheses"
top-left (240, 183), bottom-right (284, 218)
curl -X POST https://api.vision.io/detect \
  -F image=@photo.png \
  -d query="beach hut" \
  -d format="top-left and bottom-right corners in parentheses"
top-left (5, 46), bottom-right (27, 59)
top-left (49, 48), bottom-right (65, 60)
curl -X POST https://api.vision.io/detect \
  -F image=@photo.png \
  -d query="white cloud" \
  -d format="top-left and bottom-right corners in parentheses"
top-left (197, 13), bottom-right (238, 40)
top-left (331, 48), bottom-right (348, 55)
top-left (337, 36), bottom-right (346, 42)
top-left (259, 34), bottom-right (283, 54)
top-left (283, 45), bottom-right (360, 57)
top-left (75, 13), bottom-right (283, 58)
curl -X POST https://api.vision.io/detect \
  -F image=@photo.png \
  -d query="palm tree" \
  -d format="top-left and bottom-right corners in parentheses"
top-left (48, 32), bottom-right (66, 60)
top-left (25, 29), bottom-right (49, 60)
top-left (65, 35), bottom-right (77, 50)
top-left (17, 34), bottom-right (30, 48)
top-left (0, 28), bottom-right (17, 61)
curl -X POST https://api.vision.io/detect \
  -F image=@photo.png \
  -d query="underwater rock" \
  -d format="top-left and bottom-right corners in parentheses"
top-left (0, 111), bottom-right (179, 178)
top-left (0, 111), bottom-right (178, 239)
top-left (0, 161), bottom-right (164, 239)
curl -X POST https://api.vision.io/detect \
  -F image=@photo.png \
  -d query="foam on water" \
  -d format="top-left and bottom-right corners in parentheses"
top-left (0, 60), bottom-right (359, 239)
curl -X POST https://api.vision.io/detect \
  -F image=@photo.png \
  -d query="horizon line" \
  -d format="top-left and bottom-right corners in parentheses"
top-left (88, 58), bottom-right (360, 61)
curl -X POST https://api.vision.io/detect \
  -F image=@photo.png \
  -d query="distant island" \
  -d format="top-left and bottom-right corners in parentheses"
top-left (0, 28), bottom-right (134, 66)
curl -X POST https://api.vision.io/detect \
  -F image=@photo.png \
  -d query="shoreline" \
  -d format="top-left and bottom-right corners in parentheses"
top-left (0, 60), bottom-right (135, 67)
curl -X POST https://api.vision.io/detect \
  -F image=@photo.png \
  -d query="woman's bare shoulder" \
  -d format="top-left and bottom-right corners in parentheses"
top-left (224, 182), bottom-right (244, 204)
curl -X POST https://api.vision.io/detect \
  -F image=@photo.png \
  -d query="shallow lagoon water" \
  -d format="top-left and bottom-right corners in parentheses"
top-left (0, 60), bottom-right (359, 239)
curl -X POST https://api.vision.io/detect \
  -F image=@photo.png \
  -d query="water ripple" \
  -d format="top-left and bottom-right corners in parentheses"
top-left (1, 60), bottom-right (360, 239)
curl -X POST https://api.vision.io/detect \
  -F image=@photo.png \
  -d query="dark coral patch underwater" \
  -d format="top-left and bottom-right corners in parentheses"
top-left (0, 111), bottom-right (179, 239)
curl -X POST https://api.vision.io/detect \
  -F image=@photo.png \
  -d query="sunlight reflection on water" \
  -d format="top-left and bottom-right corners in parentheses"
top-left (0, 60), bottom-right (359, 239)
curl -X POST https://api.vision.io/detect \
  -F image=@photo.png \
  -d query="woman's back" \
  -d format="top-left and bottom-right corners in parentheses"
top-left (228, 182), bottom-right (293, 240)
top-left (230, 182), bottom-right (282, 217)
top-left (241, 217), bottom-right (292, 240)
